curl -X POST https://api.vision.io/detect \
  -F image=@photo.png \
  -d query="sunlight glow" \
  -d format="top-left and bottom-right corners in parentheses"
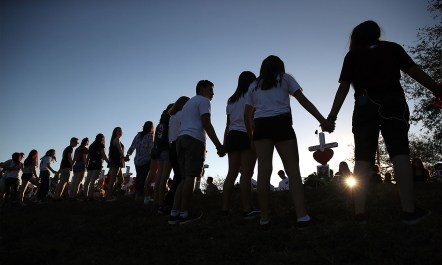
top-left (345, 176), bottom-right (357, 188)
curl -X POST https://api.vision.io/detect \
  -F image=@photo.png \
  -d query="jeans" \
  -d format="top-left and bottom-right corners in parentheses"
top-left (135, 162), bottom-right (150, 196)
top-left (37, 170), bottom-right (50, 201)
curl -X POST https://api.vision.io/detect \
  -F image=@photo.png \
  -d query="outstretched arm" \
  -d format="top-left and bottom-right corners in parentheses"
top-left (328, 82), bottom-right (351, 120)
top-left (404, 65), bottom-right (441, 97)
top-left (293, 90), bottom-right (335, 132)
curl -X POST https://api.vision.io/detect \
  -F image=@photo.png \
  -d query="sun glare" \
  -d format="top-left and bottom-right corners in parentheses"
top-left (345, 176), bottom-right (357, 188)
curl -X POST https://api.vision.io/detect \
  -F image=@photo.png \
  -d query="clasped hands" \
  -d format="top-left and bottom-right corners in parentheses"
top-left (320, 114), bottom-right (337, 133)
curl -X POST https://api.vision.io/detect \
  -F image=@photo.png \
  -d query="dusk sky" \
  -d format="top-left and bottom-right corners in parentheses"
top-left (0, 0), bottom-right (435, 186)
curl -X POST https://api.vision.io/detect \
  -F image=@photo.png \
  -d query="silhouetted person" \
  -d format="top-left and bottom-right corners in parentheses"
top-left (327, 20), bottom-right (440, 224)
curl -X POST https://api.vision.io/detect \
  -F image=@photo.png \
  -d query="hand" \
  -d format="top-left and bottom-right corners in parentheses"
top-left (321, 119), bottom-right (335, 133)
top-left (216, 145), bottom-right (226, 157)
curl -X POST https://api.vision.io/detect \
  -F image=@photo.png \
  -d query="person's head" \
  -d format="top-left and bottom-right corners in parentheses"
top-left (81, 137), bottom-right (89, 147)
top-left (207, 176), bottom-right (214, 184)
top-left (350, 20), bottom-right (381, 50)
top-left (95, 133), bottom-right (105, 145)
top-left (12, 152), bottom-right (24, 163)
top-left (258, 55), bottom-right (285, 90)
top-left (168, 96), bottom-right (190, 115)
top-left (70, 137), bottom-right (79, 147)
top-left (110, 127), bottom-right (123, 145)
top-left (278, 170), bottom-right (286, 179)
top-left (339, 161), bottom-right (350, 174)
top-left (24, 149), bottom-right (38, 166)
top-left (160, 104), bottom-right (174, 122)
top-left (44, 149), bottom-right (56, 160)
top-left (142, 121), bottom-right (154, 135)
top-left (228, 71), bottom-right (256, 104)
top-left (196, 80), bottom-right (214, 100)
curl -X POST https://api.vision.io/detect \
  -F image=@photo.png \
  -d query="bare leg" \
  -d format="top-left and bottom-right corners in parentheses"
top-left (353, 161), bottom-right (371, 214)
top-left (254, 139), bottom-right (274, 220)
top-left (392, 154), bottom-right (415, 212)
top-left (275, 139), bottom-right (307, 218)
top-left (222, 151), bottom-right (241, 211)
top-left (239, 149), bottom-right (256, 212)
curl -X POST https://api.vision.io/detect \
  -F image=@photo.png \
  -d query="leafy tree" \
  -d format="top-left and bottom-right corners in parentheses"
top-left (402, 0), bottom-right (442, 166)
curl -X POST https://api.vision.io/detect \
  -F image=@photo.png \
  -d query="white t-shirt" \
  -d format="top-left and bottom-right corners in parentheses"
top-left (39, 156), bottom-right (53, 171)
top-left (226, 95), bottom-right (247, 132)
top-left (178, 95), bottom-right (211, 143)
top-left (278, 178), bottom-right (289, 191)
top-left (245, 73), bottom-right (301, 119)
top-left (3, 161), bottom-right (23, 179)
top-left (168, 110), bottom-right (183, 143)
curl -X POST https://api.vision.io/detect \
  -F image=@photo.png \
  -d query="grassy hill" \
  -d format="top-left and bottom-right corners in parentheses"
top-left (1, 183), bottom-right (441, 265)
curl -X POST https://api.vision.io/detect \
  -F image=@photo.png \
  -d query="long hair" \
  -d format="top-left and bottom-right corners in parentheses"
top-left (42, 149), bottom-right (56, 161)
top-left (349, 20), bottom-right (381, 50)
top-left (169, 96), bottom-right (190, 115)
top-left (338, 161), bottom-right (351, 176)
top-left (141, 121), bottom-right (154, 136)
top-left (159, 104), bottom-right (173, 124)
top-left (24, 149), bottom-right (38, 167)
top-left (228, 71), bottom-right (256, 104)
top-left (256, 55), bottom-right (285, 90)
top-left (110, 127), bottom-right (121, 147)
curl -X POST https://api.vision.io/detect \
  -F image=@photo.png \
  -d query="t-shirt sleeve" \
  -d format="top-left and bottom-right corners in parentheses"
top-left (198, 98), bottom-right (211, 116)
top-left (338, 52), bottom-right (353, 83)
top-left (394, 43), bottom-right (416, 71)
top-left (284, 74), bottom-right (302, 94)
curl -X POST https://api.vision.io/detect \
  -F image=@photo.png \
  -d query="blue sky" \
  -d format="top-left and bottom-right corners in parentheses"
top-left (0, 0), bottom-right (435, 186)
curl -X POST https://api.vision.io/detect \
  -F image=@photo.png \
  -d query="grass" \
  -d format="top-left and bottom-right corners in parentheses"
top-left (1, 182), bottom-right (440, 265)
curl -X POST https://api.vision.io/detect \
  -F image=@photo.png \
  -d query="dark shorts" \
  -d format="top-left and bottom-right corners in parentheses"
top-left (253, 113), bottom-right (296, 142)
top-left (73, 161), bottom-right (86, 172)
top-left (87, 160), bottom-right (103, 171)
top-left (352, 100), bottom-right (410, 164)
top-left (21, 173), bottom-right (33, 181)
top-left (176, 135), bottom-right (205, 178)
top-left (225, 130), bottom-right (251, 153)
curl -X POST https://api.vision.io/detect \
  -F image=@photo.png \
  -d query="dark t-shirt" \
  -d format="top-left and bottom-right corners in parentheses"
top-left (60, 146), bottom-right (74, 169)
top-left (88, 141), bottom-right (105, 170)
top-left (339, 41), bottom-right (416, 105)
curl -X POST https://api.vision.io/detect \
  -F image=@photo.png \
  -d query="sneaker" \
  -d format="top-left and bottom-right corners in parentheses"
top-left (297, 216), bottom-right (320, 230)
top-left (168, 214), bottom-right (180, 225)
top-left (355, 213), bottom-right (368, 225)
top-left (179, 211), bottom-right (203, 225)
top-left (243, 209), bottom-right (261, 220)
top-left (259, 217), bottom-right (271, 230)
top-left (401, 208), bottom-right (431, 225)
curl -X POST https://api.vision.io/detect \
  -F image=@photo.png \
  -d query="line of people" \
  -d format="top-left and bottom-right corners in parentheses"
top-left (1, 20), bottom-right (441, 228)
